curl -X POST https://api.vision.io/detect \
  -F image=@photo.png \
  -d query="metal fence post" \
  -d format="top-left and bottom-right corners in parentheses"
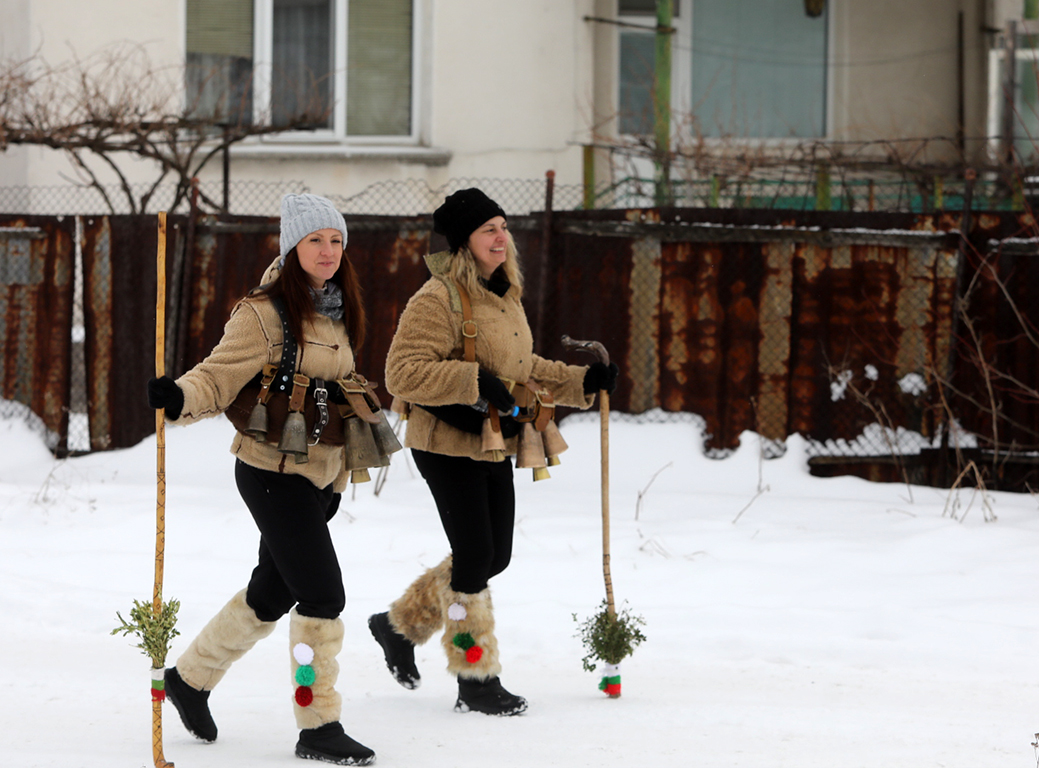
top-left (534, 170), bottom-right (555, 351)
top-left (583, 145), bottom-right (596, 210)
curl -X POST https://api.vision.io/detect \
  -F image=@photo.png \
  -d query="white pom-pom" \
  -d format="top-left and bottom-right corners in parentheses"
top-left (447, 603), bottom-right (467, 622)
top-left (293, 642), bottom-right (315, 665)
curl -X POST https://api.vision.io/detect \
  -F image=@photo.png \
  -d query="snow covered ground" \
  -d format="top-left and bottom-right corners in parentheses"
top-left (1, 411), bottom-right (1037, 767)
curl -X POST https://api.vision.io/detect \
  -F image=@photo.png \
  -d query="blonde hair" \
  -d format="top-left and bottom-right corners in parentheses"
top-left (448, 231), bottom-right (524, 298)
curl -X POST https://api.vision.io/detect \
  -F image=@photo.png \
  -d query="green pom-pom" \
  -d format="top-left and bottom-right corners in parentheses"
top-left (295, 664), bottom-right (316, 686)
top-left (452, 632), bottom-right (475, 650)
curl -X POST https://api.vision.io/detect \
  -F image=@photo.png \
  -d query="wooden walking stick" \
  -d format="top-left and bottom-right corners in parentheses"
top-left (112, 213), bottom-right (179, 765)
top-left (152, 211), bottom-right (174, 768)
top-left (561, 335), bottom-right (616, 617)
top-left (563, 335), bottom-right (645, 697)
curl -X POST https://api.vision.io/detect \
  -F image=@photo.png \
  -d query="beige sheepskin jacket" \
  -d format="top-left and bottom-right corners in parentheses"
top-left (171, 258), bottom-right (357, 492)
top-left (385, 251), bottom-right (593, 459)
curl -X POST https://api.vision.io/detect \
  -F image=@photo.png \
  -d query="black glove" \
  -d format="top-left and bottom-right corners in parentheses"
top-left (147, 376), bottom-right (184, 420)
top-left (583, 362), bottom-right (619, 395)
top-left (477, 368), bottom-right (516, 413)
top-left (420, 404), bottom-right (485, 435)
top-left (498, 416), bottom-right (521, 439)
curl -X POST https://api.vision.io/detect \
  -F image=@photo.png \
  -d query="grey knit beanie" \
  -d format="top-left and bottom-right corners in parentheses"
top-left (279, 193), bottom-right (348, 263)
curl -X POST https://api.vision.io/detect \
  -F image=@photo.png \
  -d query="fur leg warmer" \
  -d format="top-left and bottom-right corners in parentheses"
top-left (176, 589), bottom-right (278, 692)
top-left (387, 555), bottom-right (453, 646)
top-left (440, 588), bottom-right (502, 681)
top-left (289, 608), bottom-right (344, 730)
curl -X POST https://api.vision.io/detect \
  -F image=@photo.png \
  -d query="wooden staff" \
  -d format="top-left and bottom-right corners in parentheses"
top-left (152, 211), bottom-right (173, 768)
top-left (561, 335), bottom-right (615, 618)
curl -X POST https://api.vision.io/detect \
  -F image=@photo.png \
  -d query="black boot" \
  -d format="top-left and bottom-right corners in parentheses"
top-left (165, 666), bottom-right (217, 742)
top-left (368, 612), bottom-right (420, 689)
top-left (295, 722), bottom-right (375, 766)
top-left (454, 676), bottom-right (527, 716)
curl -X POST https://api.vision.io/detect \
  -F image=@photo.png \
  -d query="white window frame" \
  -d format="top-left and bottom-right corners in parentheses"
top-left (251, 0), bottom-right (423, 146)
top-left (987, 45), bottom-right (1039, 161)
top-left (616, 4), bottom-right (690, 140)
top-left (618, 1), bottom-right (831, 147)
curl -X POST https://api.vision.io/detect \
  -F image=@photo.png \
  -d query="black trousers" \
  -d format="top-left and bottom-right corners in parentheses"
top-left (235, 459), bottom-right (345, 621)
top-left (411, 449), bottom-right (515, 594)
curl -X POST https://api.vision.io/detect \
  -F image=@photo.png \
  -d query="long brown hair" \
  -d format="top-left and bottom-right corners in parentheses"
top-left (256, 248), bottom-right (366, 349)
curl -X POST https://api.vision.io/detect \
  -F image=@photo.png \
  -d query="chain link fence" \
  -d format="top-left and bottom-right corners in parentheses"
top-left (596, 173), bottom-right (1036, 213)
top-left (0, 180), bottom-right (308, 217)
top-left (1, 172), bottom-right (1030, 218)
top-left (331, 177), bottom-right (587, 216)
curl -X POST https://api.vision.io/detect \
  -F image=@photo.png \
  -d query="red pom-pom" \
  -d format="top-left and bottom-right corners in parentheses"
top-left (151, 688), bottom-right (166, 702)
top-left (466, 645), bottom-right (483, 664)
top-left (295, 686), bottom-right (314, 707)
top-left (604, 682), bottom-right (621, 697)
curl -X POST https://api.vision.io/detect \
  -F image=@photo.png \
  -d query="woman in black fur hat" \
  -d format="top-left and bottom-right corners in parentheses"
top-left (367, 188), bottom-right (619, 716)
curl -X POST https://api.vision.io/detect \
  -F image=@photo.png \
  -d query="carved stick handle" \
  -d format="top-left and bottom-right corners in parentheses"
top-left (560, 334), bottom-right (610, 366)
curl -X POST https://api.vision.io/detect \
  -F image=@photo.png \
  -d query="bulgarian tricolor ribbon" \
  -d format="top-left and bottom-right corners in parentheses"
top-left (150, 667), bottom-right (166, 702)
top-left (598, 662), bottom-right (621, 697)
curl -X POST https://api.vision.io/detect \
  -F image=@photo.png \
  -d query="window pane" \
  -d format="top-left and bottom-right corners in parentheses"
top-left (185, 0), bottom-right (254, 126)
top-left (272, 0), bottom-right (333, 129)
top-left (347, 0), bottom-right (413, 136)
top-left (691, 0), bottom-right (826, 138)
top-left (619, 31), bottom-right (655, 135)
top-left (1015, 53), bottom-right (1039, 160)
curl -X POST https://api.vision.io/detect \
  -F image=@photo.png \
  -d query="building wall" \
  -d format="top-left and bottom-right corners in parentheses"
top-left (224, 0), bottom-right (598, 204)
top-left (829, 0), bottom-right (991, 156)
top-left (0, 0), bottom-right (183, 190)
top-left (0, 0), bottom-right (1019, 209)
top-left (0, 0), bottom-right (30, 187)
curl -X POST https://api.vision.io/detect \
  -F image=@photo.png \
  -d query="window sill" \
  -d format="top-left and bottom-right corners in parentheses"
top-left (229, 142), bottom-right (452, 166)
top-left (619, 133), bottom-right (828, 146)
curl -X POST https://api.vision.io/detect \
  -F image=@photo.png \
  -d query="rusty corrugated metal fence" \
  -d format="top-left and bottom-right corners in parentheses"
top-left (3, 205), bottom-right (1038, 490)
top-left (0, 216), bottom-right (75, 453)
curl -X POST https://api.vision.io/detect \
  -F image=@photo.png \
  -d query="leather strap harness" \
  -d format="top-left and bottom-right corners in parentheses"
top-left (225, 295), bottom-right (383, 445)
top-left (453, 280), bottom-right (554, 433)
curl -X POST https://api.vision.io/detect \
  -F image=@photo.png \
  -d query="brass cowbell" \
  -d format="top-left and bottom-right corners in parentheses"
top-left (370, 411), bottom-right (403, 458)
top-left (278, 410), bottom-right (309, 463)
top-left (343, 415), bottom-right (380, 483)
top-left (244, 401), bottom-right (269, 441)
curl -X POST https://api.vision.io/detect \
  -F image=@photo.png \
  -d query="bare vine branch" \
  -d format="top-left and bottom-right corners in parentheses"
top-left (0, 43), bottom-right (329, 213)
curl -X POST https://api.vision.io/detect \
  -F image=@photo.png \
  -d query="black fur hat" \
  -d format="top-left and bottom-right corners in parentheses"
top-left (433, 188), bottom-right (507, 253)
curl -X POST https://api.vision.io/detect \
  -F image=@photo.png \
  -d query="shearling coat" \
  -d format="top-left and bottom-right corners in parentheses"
top-left (172, 258), bottom-right (356, 492)
top-left (385, 251), bottom-right (593, 459)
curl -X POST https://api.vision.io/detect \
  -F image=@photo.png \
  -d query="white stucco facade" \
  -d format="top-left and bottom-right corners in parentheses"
top-left (0, 1), bottom-right (1024, 212)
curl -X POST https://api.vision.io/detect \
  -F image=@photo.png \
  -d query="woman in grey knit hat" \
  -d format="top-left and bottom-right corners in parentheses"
top-left (147, 193), bottom-right (391, 765)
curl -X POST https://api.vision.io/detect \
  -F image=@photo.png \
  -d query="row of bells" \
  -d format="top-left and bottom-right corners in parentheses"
top-left (483, 419), bottom-right (569, 481)
top-left (248, 397), bottom-right (562, 483)
top-left (244, 400), bottom-right (402, 483)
